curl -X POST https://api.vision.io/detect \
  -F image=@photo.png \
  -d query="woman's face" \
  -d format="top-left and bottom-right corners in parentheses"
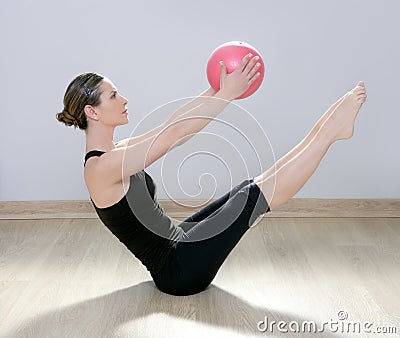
top-left (93, 78), bottom-right (129, 126)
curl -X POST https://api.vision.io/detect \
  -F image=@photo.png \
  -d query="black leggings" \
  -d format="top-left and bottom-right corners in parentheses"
top-left (151, 178), bottom-right (270, 296)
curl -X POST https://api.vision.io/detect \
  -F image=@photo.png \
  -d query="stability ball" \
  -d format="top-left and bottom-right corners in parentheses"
top-left (206, 41), bottom-right (265, 99)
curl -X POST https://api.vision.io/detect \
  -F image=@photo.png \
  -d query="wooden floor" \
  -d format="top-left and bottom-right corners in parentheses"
top-left (0, 217), bottom-right (399, 337)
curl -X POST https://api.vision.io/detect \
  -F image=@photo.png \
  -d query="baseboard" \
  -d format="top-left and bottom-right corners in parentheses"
top-left (0, 199), bottom-right (399, 220)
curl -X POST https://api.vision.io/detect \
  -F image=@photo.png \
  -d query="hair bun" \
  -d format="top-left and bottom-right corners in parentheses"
top-left (56, 108), bottom-right (79, 128)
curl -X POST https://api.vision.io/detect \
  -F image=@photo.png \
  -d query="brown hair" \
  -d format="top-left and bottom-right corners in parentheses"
top-left (56, 73), bottom-right (104, 130)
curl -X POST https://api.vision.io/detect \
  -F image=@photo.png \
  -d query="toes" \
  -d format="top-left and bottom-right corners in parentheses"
top-left (347, 82), bottom-right (367, 101)
top-left (352, 81), bottom-right (365, 94)
top-left (354, 87), bottom-right (366, 95)
top-left (357, 94), bottom-right (367, 103)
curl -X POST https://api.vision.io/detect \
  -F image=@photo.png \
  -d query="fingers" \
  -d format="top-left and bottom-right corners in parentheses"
top-left (235, 53), bottom-right (261, 84)
top-left (238, 53), bottom-right (254, 72)
top-left (219, 53), bottom-right (262, 99)
top-left (247, 61), bottom-right (261, 79)
top-left (248, 71), bottom-right (261, 85)
top-left (219, 61), bottom-right (227, 76)
top-left (238, 53), bottom-right (261, 73)
top-left (244, 55), bottom-right (260, 74)
top-left (219, 61), bottom-right (227, 86)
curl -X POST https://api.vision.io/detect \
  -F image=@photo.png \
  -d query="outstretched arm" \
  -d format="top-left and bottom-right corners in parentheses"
top-left (169, 53), bottom-right (261, 146)
top-left (117, 53), bottom-right (260, 149)
top-left (101, 55), bottom-right (261, 186)
top-left (115, 87), bottom-right (217, 148)
top-left (163, 86), bottom-right (218, 127)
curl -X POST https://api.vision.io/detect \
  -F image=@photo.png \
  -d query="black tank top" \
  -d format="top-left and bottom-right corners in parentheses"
top-left (84, 150), bottom-right (184, 275)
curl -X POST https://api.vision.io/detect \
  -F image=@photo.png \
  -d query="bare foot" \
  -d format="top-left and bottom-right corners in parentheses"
top-left (315, 95), bottom-right (346, 131)
top-left (322, 81), bottom-right (367, 141)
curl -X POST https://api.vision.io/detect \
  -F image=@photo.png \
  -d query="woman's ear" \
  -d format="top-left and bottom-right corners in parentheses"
top-left (84, 105), bottom-right (98, 121)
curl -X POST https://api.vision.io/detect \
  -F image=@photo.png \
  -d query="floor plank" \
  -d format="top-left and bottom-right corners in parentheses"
top-left (0, 218), bottom-right (399, 337)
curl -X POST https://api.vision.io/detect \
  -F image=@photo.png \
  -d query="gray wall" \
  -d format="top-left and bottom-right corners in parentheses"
top-left (1, 0), bottom-right (399, 201)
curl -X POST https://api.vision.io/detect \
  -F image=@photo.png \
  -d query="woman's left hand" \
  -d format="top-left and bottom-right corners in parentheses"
top-left (218, 54), bottom-right (261, 101)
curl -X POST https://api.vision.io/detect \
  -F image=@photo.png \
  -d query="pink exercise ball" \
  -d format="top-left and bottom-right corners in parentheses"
top-left (206, 41), bottom-right (265, 99)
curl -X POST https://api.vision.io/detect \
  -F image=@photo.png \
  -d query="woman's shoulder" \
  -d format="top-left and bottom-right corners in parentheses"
top-left (83, 149), bottom-right (107, 180)
top-left (84, 150), bottom-right (128, 209)
top-left (84, 149), bottom-right (106, 164)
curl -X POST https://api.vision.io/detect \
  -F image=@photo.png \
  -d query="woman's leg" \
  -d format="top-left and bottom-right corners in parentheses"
top-left (178, 87), bottom-right (351, 231)
top-left (254, 82), bottom-right (367, 210)
top-left (258, 93), bottom-right (346, 181)
top-left (153, 180), bottom-right (269, 296)
top-left (179, 178), bottom-right (251, 232)
top-left (178, 93), bottom-right (345, 232)
top-left (153, 82), bottom-right (366, 296)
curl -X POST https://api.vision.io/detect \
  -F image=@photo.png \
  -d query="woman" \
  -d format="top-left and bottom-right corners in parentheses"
top-left (56, 54), bottom-right (367, 296)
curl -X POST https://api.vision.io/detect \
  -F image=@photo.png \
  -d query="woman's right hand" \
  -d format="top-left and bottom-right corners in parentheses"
top-left (218, 53), bottom-right (261, 100)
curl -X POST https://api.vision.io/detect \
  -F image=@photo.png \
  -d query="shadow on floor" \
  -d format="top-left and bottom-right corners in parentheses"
top-left (4, 281), bottom-right (340, 337)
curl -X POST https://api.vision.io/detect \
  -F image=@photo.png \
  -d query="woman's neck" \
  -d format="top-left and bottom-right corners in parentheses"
top-left (85, 124), bottom-right (116, 153)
